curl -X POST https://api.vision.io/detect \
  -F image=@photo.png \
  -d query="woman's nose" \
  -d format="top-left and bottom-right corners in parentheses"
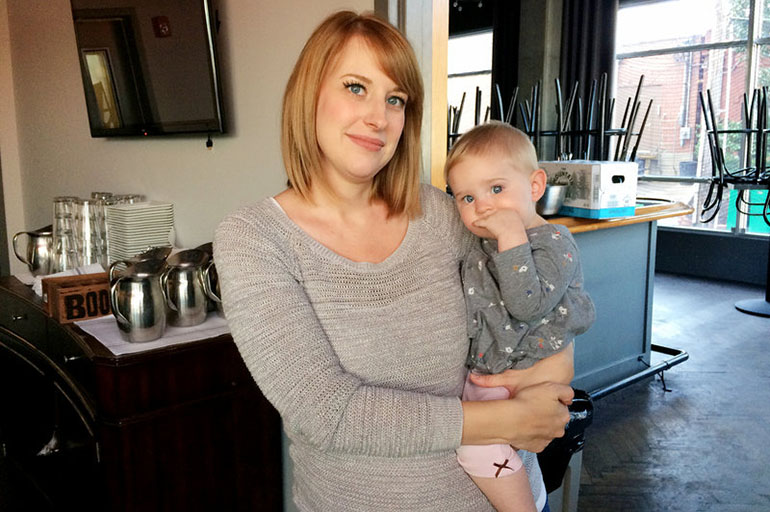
top-left (363, 101), bottom-right (387, 129)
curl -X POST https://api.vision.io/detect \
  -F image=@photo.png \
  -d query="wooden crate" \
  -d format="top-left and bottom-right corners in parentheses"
top-left (42, 273), bottom-right (111, 323)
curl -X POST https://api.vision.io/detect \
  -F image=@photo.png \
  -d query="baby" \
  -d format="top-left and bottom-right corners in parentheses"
top-left (446, 121), bottom-right (595, 512)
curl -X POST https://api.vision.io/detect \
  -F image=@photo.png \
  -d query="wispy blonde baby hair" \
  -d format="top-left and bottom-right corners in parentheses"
top-left (444, 121), bottom-right (539, 183)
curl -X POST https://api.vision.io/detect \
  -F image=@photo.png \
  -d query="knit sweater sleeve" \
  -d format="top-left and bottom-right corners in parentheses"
top-left (214, 204), bottom-right (464, 458)
top-left (420, 184), bottom-right (475, 261)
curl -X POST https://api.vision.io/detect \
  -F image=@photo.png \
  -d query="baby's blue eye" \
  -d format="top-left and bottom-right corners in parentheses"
top-left (462, 195), bottom-right (474, 204)
top-left (492, 185), bottom-right (503, 194)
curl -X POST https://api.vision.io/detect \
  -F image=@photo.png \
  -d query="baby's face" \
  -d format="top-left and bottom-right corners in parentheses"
top-left (447, 152), bottom-right (539, 238)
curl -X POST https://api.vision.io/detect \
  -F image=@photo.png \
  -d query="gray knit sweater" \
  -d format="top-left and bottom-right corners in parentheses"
top-left (214, 184), bottom-right (546, 511)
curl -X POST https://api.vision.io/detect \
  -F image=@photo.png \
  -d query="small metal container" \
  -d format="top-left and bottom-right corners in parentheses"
top-left (161, 249), bottom-right (210, 327)
top-left (13, 226), bottom-right (54, 276)
top-left (110, 258), bottom-right (167, 342)
top-left (536, 184), bottom-right (568, 216)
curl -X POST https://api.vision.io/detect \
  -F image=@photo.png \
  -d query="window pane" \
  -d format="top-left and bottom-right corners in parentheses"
top-left (654, 185), bottom-right (770, 233)
top-left (616, 48), bottom-right (747, 177)
top-left (448, 30), bottom-right (492, 137)
top-left (650, 181), bottom-right (725, 229)
top-left (732, 43), bottom-right (770, 235)
top-left (761, 0), bottom-right (770, 38)
top-left (447, 74), bottom-right (492, 136)
top-left (617, 0), bottom-right (749, 54)
top-left (754, 44), bottom-right (770, 88)
top-left (650, 181), bottom-right (752, 231)
top-left (448, 30), bottom-right (492, 75)
top-left (618, 46), bottom-right (748, 231)
top-left (729, 189), bottom-right (770, 233)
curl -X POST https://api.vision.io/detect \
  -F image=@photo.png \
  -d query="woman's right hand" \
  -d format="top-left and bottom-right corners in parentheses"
top-left (507, 382), bottom-right (573, 452)
top-left (461, 382), bottom-right (573, 453)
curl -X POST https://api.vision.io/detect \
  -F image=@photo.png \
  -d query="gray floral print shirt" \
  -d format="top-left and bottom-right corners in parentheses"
top-left (461, 223), bottom-right (595, 374)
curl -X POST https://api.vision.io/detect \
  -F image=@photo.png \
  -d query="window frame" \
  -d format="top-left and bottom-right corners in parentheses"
top-left (617, 0), bottom-right (769, 236)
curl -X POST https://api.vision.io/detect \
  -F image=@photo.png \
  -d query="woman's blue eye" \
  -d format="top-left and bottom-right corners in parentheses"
top-left (346, 83), bottom-right (364, 95)
top-left (492, 185), bottom-right (503, 194)
top-left (388, 95), bottom-right (406, 107)
top-left (462, 195), bottom-right (474, 204)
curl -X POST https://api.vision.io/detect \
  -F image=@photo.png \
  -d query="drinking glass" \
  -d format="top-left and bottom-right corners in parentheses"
top-left (51, 196), bottom-right (79, 272)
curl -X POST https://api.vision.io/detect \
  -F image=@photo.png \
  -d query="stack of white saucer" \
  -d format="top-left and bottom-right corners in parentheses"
top-left (105, 202), bottom-right (175, 263)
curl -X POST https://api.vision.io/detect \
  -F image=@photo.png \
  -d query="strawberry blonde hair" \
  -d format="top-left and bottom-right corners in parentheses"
top-left (281, 10), bottom-right (424, 217)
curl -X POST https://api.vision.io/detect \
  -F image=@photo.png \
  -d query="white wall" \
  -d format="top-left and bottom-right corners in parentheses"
top-left (1, 0), bottom-right (371, 275)
top-left (0, 0), bottom-right (26, 275)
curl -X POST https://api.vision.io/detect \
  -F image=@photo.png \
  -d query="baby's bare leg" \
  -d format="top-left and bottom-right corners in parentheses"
top-left (458, 376), bottom-right (542, 511)
top-left (470, 468), bottom-right (537, 512)
top-left (457, 442), bottom-right (537, 512)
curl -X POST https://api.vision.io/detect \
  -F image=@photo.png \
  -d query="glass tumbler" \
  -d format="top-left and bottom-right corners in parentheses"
top-left (52, 196), bottom-right (79, 272)
top-left (75, 198), bottom-right (104, 266)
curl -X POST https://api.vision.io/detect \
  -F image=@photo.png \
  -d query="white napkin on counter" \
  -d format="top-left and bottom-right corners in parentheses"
top-left (75, 313), bottom-right (230, 356)
top-left (30, 263), bottom-right (105, 297)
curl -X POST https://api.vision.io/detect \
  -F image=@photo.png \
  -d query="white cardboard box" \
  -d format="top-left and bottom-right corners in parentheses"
top-left (540, 160), bottom-right (638, 219)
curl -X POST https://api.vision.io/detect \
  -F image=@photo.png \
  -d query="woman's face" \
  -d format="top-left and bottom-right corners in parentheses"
top-left (315, 36), bottom-right (408, 187)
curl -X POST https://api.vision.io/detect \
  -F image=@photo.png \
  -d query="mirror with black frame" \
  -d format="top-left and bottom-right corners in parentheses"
top-left (70, 0), bottom-right (225, 137)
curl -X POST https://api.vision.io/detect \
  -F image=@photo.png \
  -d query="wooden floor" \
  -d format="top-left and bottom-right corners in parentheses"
top-left (577, 273), bottom-right (770, 511)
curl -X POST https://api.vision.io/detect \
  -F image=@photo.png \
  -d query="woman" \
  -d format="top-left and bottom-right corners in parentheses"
top-left (214, 10), bottom-right (572, 511)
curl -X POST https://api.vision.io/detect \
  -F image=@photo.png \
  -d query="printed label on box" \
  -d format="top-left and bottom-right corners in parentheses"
top-left (540, 160), bottom-right (638, 219)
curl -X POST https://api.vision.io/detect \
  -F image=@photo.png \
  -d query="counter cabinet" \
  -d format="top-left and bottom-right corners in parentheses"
top-left (0, 277), bottom-right (283, 512)
top-left (549, 201), bottom-right (693, 394)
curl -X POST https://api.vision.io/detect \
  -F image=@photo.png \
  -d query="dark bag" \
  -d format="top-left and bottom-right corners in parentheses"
top-left (537, 389), bottom-right (593, 493)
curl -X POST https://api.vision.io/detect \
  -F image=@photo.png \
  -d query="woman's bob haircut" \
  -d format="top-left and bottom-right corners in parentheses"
top-left (281, 10), bottom-right (424, 217)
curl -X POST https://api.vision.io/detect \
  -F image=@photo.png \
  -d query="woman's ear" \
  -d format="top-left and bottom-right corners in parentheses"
top-left (530, 169), bottom-right (548, 201)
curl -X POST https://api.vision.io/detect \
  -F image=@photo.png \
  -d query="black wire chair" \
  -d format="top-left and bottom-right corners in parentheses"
top-left (700, 87), bottom-right (770, 317)
top-left (699, 87), bottom-right (770, 226)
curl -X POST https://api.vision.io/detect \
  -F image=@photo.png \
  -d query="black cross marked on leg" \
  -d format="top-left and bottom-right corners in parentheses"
top-left (493, 459), bottom-right (514, 478)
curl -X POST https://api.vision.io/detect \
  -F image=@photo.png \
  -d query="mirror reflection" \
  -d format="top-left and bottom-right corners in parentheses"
top-left (70, 0), bottom-right (225, 136)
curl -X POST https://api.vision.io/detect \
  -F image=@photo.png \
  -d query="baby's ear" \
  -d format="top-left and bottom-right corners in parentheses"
top-left (530, 169), bottom-right (547, 201)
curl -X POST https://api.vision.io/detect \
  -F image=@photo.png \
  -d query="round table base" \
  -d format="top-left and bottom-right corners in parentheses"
top-left (735, 298), bottom-right (770, 318)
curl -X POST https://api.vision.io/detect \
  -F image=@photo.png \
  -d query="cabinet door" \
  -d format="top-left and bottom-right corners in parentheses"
top-left (0, 328), bottom-right (100, 511)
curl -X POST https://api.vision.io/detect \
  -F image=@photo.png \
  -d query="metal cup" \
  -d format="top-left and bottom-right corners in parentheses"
top-left (161, 249), bottom-right (210, 327)
top-left (12, 226), bottom-right (54, 276)
top-left (110, 259), bottom-right (167, 342)
top-left (536, 184), bottom-right (568, 216)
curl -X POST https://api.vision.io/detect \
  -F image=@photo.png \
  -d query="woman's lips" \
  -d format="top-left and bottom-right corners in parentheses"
top-left (347, 134), bottom-right (385, 151)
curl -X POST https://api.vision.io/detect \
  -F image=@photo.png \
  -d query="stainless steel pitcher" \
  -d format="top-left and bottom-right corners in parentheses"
top-left (161, 249), bottom-right (209, 327)
top-left (202, 259), bottom-right (223, 316)
top-left (110, 259), bottom-right (167, 342)
top-left (12, 226), bottom-right (54, 276)
top-left (108, 245), bottom-right (172, 282)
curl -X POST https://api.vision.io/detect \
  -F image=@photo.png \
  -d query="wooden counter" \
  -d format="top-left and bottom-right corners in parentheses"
top-left (550, 201), bottom-right (693, 234)
top-left (546, 201), bottom-right (693, 394)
